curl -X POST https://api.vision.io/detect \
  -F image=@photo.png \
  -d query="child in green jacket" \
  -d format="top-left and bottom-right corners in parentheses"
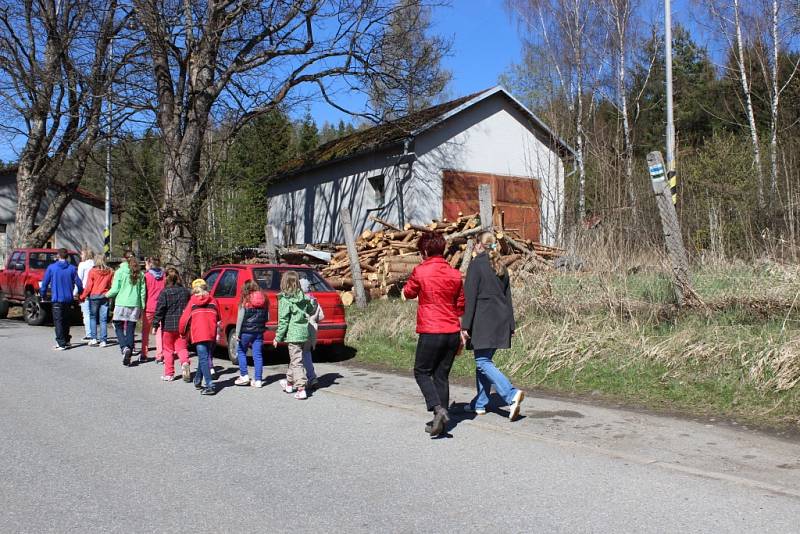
top-left (273, 270), bottom-right (314, 400)
top-left (106, 257), bottom-right (147, 366)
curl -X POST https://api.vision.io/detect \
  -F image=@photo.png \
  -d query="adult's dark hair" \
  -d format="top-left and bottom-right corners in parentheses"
top-left (165, 267), bottom-right (182, 287)
top-left (57, 248), bottom-right (68, 259)
top-left (123, 250), bottom-right (134, 260)
top-left (149, 256), bottom-right (161, 268)
top-left (417, 231), bottom-right (446, 258)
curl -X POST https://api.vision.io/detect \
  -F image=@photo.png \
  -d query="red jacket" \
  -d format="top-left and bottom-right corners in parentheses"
top-left (179, 294), bottom-right (220, 343)
top-left (403, 256), bottom-right (465, 334)
top-left (144, 269), bottom-right (166, 313)
top-left (80, 268), bottom-right (114, 300)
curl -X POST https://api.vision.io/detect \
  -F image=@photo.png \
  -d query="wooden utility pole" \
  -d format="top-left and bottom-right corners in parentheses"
top-left (646, 151), bottom-right (696, 306)
top-left (339, 207), bottom-right (368, 308)
top-left (479, 184), bottom-right (493, 230)
top-left (264, 221), bottom-right (277, 264)
top-left (460, 239), bottom-right (475, 274)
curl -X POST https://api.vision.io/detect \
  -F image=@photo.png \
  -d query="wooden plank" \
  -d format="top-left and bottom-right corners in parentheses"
top-left (479, 184), bottom-right (493, 231)
top-left (339, 207), bottom-right (368, 308)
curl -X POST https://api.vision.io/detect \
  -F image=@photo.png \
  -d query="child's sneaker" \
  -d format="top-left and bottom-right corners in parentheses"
top-left (294, 388), bottom-right (308, 400)
top-left (279, 379), bottom-right (294, 393)
top-left (181, 363), bottom-right (191, 382)
top-left (99, 341), bottom-right (108, 348)
top-left (161, 375), bottom-right (175, 382)
top-left (200, 387), bottom-right (216, 396)
top-left (308, 377), bottom-right (320, 390)
top-left (88, 339), bottom-right (99, 347)
top-left (235, 375), bottom-right (251, 386)
top-left (251, 380), bottom-right (263, 388)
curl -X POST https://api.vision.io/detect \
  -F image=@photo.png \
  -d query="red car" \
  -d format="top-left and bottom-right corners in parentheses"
top-left (0, 248), bottom-right (81, 325)
top-left (201, 264), bottom-right (347, 362)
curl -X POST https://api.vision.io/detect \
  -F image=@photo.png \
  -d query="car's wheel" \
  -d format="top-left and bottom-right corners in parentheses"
top-left (227, 329), bottom-right (239, 364)
top-left (0, 292), bottom-right (9, 319)
top-left (23, 294), bottom-right (48, 326)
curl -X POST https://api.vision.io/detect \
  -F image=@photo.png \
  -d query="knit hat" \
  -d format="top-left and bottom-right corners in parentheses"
top-left (191, 279), bottom-right (207, 291)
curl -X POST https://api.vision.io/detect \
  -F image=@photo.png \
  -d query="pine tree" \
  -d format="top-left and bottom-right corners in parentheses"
top-left (298, 112), bottom-right (320, 154)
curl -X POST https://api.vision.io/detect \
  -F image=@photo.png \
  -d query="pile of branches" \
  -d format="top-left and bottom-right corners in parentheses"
top-left (323, 214), bottom-right (563, 306)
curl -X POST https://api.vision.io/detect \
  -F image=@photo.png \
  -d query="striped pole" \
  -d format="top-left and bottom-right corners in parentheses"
top-left (103, 227), bottom-right (111, 257)
top-left (668, 170), bottom-right (677, 205)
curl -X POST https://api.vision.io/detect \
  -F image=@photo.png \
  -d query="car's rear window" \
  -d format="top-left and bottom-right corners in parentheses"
top-left (29, 252), bottom-right (79, 270)
top-left (252, 268), bottom-right (333, 292)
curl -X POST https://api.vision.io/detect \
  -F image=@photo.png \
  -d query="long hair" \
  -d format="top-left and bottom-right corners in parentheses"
top-left (127, 257), bottom-right (141, 285)
top-left (165, 267), bottom-right (182, 287)
top-left (280, 270), bottom-right (301, 296)
top-left (479, 231), bottom-right (507, 278)
top-left (93, 254), bottom-right (111, 272)
top-left (240, 279), bottom-right (261, 306)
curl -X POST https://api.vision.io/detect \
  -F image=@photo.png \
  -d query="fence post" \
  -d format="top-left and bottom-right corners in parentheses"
top-left (479, 184), bottom-right (493, 230)
top-left (646, 151), bottom-right (696, 307)
top-left (339, 207), bottom-right (368, 308)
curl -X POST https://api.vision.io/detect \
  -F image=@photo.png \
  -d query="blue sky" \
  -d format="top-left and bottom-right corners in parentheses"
top-left (0, 0), bottom-right (707, 162)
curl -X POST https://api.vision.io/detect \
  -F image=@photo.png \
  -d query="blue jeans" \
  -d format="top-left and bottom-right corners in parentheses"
top-left (237, 332), bottom-right (263, 381)
top-left (80, 300), bottom-right (91, 337)
top-left (194, 342), bottom-right (214, 388)
top-left (89, 297), bottom-right (109, 343)
top-left (473, 349), bottom-right (518, 410)
top-left (114, 320), bottom-right (136, 352)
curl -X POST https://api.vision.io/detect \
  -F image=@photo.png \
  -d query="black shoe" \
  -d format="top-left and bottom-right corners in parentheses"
top-left (424, 420), bottom-right (434, 433)
top-left (429, 408), bottom-right (449, 437)
top-left (201, 387), bottom-right (216, 396)
top-left (194, 382), bottom-right (203, 390)
top-left (138, 355), bottom-right (148, 364)
top-left (122, 347), bottom-right (132, 366)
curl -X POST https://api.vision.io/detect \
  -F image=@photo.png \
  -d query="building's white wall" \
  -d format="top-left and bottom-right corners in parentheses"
top-left (0, 178), bottom-right (106, 254)
top-left (266, 149), bottom-right (403, 245)
top-left (408, 94), bottom-right (566, 245)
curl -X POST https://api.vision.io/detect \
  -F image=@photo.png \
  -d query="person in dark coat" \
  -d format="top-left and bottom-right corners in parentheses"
top-left (461, 231), bottom-right (525, 421)
top-left (403, 232), bottom-right (465, 437)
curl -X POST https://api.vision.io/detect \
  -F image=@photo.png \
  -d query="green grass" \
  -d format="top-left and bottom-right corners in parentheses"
top-left (344, 265), bottom-right (800, 431)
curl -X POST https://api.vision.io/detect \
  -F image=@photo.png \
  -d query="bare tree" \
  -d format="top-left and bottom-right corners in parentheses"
top-left (131, 0), bottom-right (416, 274)
top-left (366, 0), bottom-right (452, 120)
top-left (704, 0), bottom-right (766, 207)
top-left (0, 0), bottom-right (131, 247)
top-left (508, 0), bottom-right (601, 222)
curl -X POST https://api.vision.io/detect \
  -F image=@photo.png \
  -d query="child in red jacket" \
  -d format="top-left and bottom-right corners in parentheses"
top-left (179, 279), bottom-right (220, 396)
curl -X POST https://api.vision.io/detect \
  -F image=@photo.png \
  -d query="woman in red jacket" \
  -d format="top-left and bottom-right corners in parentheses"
top-left (402, 232), bottom-right (465, 437)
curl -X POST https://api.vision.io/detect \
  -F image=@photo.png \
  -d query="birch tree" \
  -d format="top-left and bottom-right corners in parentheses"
top-left (131, 0), bottom-right (414, 275)
top-left (0, 0), bottom-right (131, 247)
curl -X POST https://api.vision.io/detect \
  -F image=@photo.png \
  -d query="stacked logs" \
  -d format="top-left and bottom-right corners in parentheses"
top-left (322, 214), bottom-right (564, 306)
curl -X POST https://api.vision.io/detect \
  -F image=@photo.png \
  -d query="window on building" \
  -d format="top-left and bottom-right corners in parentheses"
top-left (369, 175), bottom-right (385, 206)
top-left (0, 223), bottom-right (7, 233)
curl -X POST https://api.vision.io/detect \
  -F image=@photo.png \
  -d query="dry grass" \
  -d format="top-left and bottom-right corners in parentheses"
top-left (346, 259), bottom-right (800, 429)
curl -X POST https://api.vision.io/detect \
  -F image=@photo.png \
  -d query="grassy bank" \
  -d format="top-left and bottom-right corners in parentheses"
top-left (345, 261), bottom-right (800, 431)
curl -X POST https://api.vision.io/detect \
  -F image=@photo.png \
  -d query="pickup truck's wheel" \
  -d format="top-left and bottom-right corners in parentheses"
top-left (228, 329), bottom-right (239, 364)
top-left (23, 294), bottom-right (48, 326)
top-left (0, 292), bottom-right (9, 319)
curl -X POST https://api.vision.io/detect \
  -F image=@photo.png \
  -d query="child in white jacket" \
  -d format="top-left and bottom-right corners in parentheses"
top-left (300, 277), bottom-right (324, 390)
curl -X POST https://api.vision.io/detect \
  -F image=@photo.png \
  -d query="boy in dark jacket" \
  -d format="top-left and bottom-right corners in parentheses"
top-left (153, 268), bottom-right (191, 382)
top-left (40, 248), bottom-right (83, 350)
top-left (179, 279), bottom-right (220, 395)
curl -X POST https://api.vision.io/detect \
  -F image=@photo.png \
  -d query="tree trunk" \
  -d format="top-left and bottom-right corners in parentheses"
top-left (733, 0), bottom-right (765, 208)
top-left (12, 163), bottom-right (46, 248)
top-left (769, 0), bottom-right (779, 203)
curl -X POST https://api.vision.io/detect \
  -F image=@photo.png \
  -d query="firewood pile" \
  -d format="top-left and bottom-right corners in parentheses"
top-left (323, 214), bottom-right (563, 306)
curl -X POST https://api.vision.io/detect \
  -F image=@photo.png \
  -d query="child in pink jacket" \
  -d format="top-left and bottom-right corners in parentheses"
top-left (142, 257), bottom-right (166, 362)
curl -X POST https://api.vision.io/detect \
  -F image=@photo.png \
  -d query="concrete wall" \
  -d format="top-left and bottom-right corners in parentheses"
top-left (267, 148), bottom-right (403, 245)
top-left (0, 175), bottom-right (106, 259)
top-left (266, 92), bottom-right (566, 246)
top-left (408, 94), bottom-right (565, 245)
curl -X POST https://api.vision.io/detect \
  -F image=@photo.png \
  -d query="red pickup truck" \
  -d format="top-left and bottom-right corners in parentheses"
top-left (0, 248), bottom-right (81, 325)
top-left (202, 263), bottom-right (347, 362)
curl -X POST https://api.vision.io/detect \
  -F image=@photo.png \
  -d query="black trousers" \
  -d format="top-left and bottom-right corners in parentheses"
top-left (413, 333), bottom-right (460, 411)
top-left (52, 302), bottom-right (71, 347)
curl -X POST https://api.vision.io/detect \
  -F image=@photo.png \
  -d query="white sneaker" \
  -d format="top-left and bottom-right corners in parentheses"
top-left (279, 379), bottom-right (294, 393)
top-left (251, 380), bottom-right (263, 389)
top-left (161, 375), bottom-right (175, 382)
top-left (235, 375), bottom-right (251, 386)
top-left (53, 345), bottom-right (67, 351)
top-left (509, 390), bottom-right (525, 421)
top-left (99, 341), bottom-right (108, 348)
top-left (294, 388), bottom-right (307, 400)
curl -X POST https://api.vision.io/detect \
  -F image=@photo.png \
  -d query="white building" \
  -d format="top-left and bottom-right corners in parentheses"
top-left (267, 86), bottom-right (574, 247)
top-left (0, 167), bottom-right (109, 265)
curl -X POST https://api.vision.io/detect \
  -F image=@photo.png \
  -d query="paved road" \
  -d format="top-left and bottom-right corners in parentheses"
top-left (1, 318), bottom-right (800, 533)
